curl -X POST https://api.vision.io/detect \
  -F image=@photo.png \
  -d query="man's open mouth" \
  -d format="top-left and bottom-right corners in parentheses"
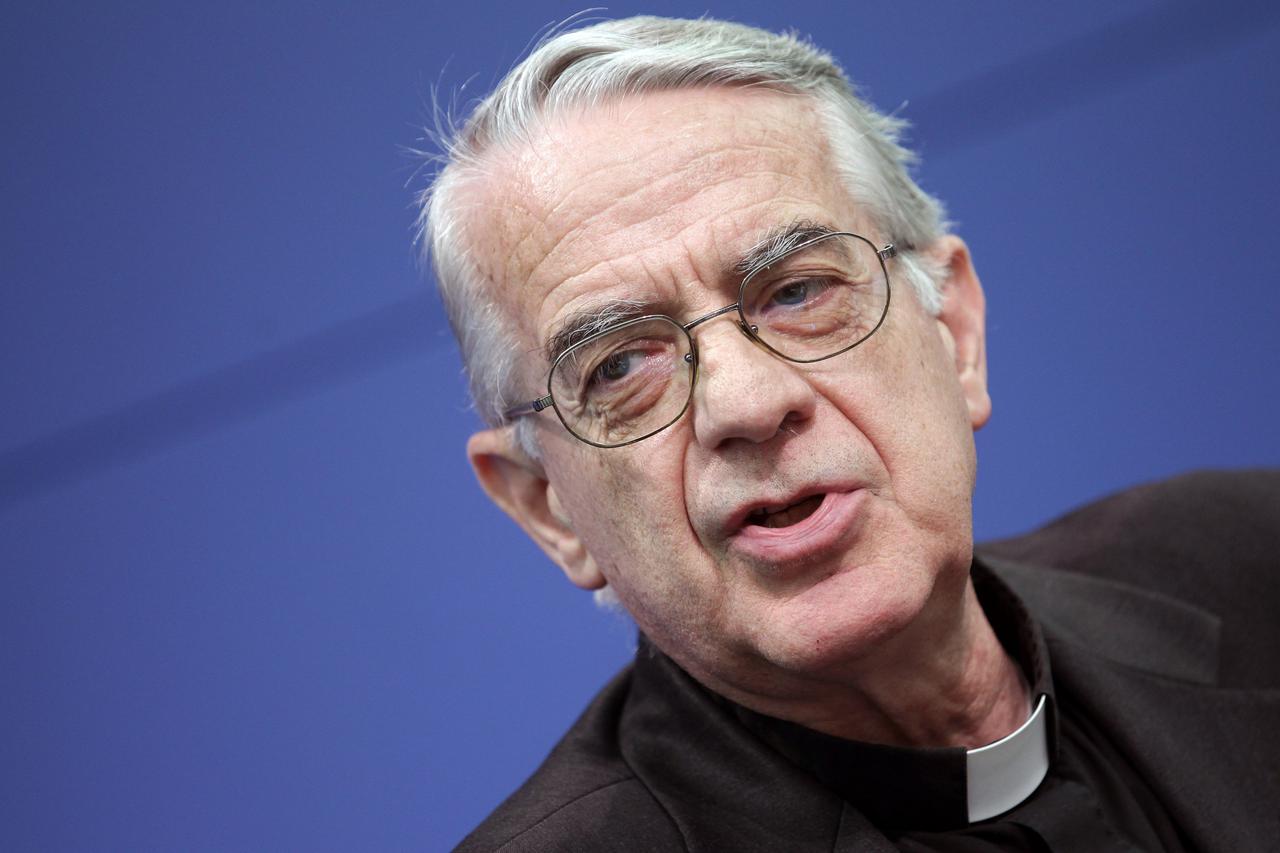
top-left (744, 494), bottom-right (826, 529)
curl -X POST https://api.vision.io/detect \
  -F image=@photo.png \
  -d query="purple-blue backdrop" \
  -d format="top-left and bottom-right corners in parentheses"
top-left (2, 2), bottom-right (1278, 849)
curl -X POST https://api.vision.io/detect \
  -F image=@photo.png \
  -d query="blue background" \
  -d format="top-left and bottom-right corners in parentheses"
top-left (2, 2), bottom-right (1277, 849)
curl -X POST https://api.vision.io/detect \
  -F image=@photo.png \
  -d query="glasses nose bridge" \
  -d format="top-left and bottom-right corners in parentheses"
top-left (681, 301), bottom-right (753, 342)
top-left (679, 299), bottom-right (779, 387)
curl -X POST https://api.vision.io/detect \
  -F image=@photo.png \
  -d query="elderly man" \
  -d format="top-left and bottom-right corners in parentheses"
top-left (420, 16), bottom-right (1279, 852)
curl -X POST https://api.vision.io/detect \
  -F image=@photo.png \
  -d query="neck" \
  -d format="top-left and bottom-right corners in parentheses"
top-left (716, 579), bottom-right (1031, 750)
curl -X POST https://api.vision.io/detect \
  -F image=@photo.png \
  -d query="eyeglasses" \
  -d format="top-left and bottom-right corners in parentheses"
top-left (504, 231), bottom-right (896, 448)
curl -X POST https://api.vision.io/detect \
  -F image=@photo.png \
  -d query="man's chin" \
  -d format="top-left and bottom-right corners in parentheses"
top-left (746, 575), bottom-right (934, 678)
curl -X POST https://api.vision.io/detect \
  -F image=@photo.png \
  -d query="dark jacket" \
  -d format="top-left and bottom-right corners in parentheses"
top-left (456, 471), bottom-right (1280, 852)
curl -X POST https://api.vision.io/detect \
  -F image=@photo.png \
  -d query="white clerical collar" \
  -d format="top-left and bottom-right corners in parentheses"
top-left (965, 694), bottom-right (1050, 822)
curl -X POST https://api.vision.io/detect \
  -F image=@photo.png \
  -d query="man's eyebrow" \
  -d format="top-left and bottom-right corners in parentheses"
top-left (545, 298), bottom-right (653, 363)
top-left (733, 220), bottom-right (841, 278)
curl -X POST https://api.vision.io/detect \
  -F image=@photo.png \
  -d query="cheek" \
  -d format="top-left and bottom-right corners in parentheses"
top-left (888, 355), bottom-right (977, 531)
top-left (557, 442), bottom-right (722, 632)
top-left (555, 443), bottom-right (694, 565)
top-left (829, 315), bottom-right (976, 506)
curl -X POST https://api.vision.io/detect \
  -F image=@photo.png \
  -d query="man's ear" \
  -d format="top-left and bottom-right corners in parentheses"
top-left (467, 428), bottom-right (606, 590)
top-left (931, 236), bottom-right (991, 430)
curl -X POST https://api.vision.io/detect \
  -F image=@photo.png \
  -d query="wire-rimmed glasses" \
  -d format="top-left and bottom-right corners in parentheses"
top-left (503, 231), bottom-right (896, 448)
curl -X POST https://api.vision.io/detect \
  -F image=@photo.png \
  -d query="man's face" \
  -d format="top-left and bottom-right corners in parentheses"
top-left (469, 87), bottom-right (988, 707)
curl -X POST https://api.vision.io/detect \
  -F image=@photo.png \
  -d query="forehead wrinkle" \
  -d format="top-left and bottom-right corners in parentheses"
top-left (522, 176), bottom-right (793, 340)
top-left (535, 149), bottom-right (795, 271)
top-left (535, 167), bottom-right (811, 304)
top-left (518, 123), bottom-right (705, 233)
top-left (537, 140), bottom-right (798, 230)
top-left (523, 105), bottom-right (810, 246)
top-left (500, 94), bottom-right (826, 247)
top-left (552, 192), bottom-right (796, 310)
top-left (466, 163), bottom-right (556, 324)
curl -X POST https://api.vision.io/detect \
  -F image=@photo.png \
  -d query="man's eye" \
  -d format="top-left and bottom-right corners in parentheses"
top-left (593, 351), bottom-right (636, 384)
top-left (771, 280), bottom-right (813, 306)
top-left (763, 277), bottom-right (838, 311)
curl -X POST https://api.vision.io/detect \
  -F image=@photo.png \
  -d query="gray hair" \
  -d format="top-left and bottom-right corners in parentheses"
top-left (415, 16), bottom-right (949, 444)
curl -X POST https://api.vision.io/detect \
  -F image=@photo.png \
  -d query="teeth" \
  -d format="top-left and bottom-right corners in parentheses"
top-left (749, 494), bottom-right (824, 529)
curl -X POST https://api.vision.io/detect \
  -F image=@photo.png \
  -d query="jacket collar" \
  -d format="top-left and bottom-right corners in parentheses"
top-left (982, 554), bottom-right (1280, 853)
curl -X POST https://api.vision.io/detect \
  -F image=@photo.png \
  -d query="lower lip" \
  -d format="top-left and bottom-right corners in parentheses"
top-left (729, 489), bottom-right (869, 565)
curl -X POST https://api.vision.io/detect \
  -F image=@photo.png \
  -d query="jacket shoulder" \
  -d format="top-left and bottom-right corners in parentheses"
top-left (454, 666), bottom-right (685, 852)
top-left (978, 468), bottom-right (1280, 686)
top-left (978, 469), bottom-right (1279, 590)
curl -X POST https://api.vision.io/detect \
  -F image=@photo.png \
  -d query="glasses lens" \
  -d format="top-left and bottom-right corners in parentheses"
top-left (550, 316), bottom-right (694, 447)
top-left (740, 232), bottom-right (889, 362)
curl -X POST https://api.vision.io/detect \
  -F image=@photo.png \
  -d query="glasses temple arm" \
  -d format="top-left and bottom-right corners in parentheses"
top-left (503, 395), bottom-right (554, 420)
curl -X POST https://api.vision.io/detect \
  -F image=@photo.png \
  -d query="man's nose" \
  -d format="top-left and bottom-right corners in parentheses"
top-left (689, 322), bottom-right (817, 449)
